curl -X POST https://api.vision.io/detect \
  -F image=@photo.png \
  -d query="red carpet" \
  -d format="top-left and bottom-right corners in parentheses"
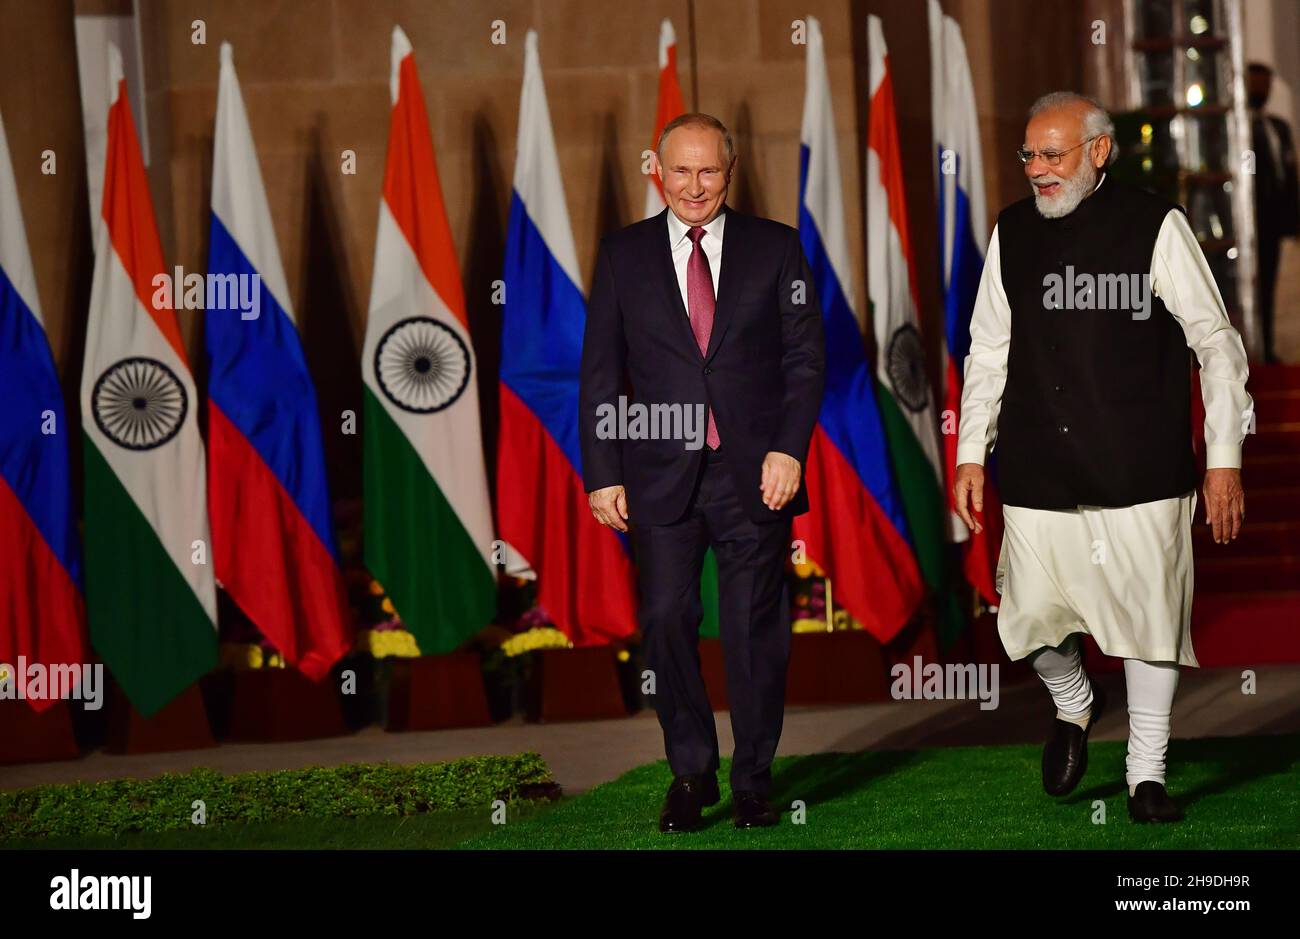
top-left (1089, 363), bottom-right (1300, 670)
top-left (1192, 363), bottom-right (1300, 665)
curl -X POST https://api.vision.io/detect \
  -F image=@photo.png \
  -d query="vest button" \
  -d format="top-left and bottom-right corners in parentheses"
top-left (1059, 424), bottom-right (1070, 434)
top-left (1054, 384), bottom-right (1064, 393)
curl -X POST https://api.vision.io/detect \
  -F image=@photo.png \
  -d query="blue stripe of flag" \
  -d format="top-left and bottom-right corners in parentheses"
top-left (938, 147), bottom-right (984, 379)
top-left (797, 144), bottom-right (910, 540)
top-left (0, 264), bottom-right (81, 586)
top-left (499, 193), bottom-right (586, 475)
top-left (204, 212), bottom-right (338, 561)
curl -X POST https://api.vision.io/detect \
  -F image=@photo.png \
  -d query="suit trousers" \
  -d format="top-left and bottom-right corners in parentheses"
top-left (632, 445), bottom-right (793, 796)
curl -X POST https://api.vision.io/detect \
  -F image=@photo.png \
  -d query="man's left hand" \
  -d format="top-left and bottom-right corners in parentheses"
top-left (761, 451), bottom-right (801, 511)
top-left (1203, 467), bottom-right (1245, 544)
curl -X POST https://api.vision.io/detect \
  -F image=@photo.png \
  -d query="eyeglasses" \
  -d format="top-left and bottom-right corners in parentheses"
top-left (1016, 136), bottom-right (1098, 166)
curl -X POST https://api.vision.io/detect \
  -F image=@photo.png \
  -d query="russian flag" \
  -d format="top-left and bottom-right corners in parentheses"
top-left (205, 43), bottom-right (351, 679)
top-left (929, 0), bottom-right (1002, 605)
top-left (792, 16), bottom-right (923, 643)
top-left (0, 108), bottom-right (87, 709)
top-left (497, 30), bottom-right (636, 645)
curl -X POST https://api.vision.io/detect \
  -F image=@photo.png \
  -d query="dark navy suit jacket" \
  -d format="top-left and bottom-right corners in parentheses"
top-left (579, 205), bottom-right (825, 526)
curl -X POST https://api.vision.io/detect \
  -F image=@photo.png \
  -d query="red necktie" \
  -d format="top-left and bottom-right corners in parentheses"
top-left (686, 226), bottom-right (721, 450)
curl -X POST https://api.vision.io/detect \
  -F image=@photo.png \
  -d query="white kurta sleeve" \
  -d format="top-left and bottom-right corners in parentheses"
top-left (956, 224), bottom-right (1011, 467)
top-left (1149, 209), bottom-right (1254, 469)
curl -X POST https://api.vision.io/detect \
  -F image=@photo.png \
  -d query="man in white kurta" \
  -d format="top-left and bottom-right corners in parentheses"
top-left (954, 92), bottom-right (1252, 823)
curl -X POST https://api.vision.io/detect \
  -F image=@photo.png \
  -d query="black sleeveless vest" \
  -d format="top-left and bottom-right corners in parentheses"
top-left (994, 177), bottom-right (1198, 509)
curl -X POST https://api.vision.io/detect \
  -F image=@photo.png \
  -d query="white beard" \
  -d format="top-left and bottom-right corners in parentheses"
top-left (1032, 161), bottom-right (1099, 218)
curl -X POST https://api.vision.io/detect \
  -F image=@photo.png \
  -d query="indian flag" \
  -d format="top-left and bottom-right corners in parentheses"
top-left (362, 26), bottom-right (496, 654)
top-left (643, 19), bottom-right (686, 217)
top-left (80, 44), bottom-right (216, 717)
top-left (866, 16), bottom-right (964, 645)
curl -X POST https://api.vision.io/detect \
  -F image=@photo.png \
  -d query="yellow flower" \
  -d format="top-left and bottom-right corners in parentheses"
top-left (502, 626), bottom-right (570, 657)
top-left (369, 580), bottom-right (385, 596)
top-left (381, 598), bottom-right (395, 615)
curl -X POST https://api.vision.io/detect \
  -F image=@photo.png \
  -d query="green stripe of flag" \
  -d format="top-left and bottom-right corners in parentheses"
top-left (875, 381), bottom-right (966, 650)
top-left (83, 435), bottom-right (216, 717)
top-left (363, 388), bottom-right (496, 653)
top-left (699, 548), bottom-right (720, 639)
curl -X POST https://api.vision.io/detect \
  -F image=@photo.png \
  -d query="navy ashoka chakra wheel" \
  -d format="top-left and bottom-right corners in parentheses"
top-left (92, 356), bottom-right (188, 451)
top-left (374, 316), bottom-right (472, 414)
top-left (886, 323), bottom-right (930, 414)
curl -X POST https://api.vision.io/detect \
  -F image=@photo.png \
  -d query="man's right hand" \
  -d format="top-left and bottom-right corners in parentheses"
top-left (588, 485), bottom-right (629, 532)
top-left (953, 463), bottom-right (985, 535)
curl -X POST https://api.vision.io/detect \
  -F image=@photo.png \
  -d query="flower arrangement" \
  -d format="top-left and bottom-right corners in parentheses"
top-left (789, 557), bottom-right (863, 632)
top-left (217, 639), bottom-right (289, 669)
top-left (501, 626), bottom-right (572, 658)
top-left (353, 579), bottom-right (421, 659)
top-left (497, 604), bottom-right (571, 657)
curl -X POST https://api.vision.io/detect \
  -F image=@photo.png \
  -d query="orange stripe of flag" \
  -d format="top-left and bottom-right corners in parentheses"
top-left (649, 42), bottom-right (686, 204)
top-left (867, 60), bottom-right (922, 317)
top-left (103, 79), bottom-right (189, 368)
top-left (382, 53), bottom-right (468, 330)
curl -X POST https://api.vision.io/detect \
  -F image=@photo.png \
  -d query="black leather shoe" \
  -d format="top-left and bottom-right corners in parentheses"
top-left (1042, 683), bottom-right (1106, 796)
top-left (658, 774), bottom-right (720, 833)
top-left (732, 790), bottom-right (778, 829)
top-left (1128, 781), bottom-right (1184, 823)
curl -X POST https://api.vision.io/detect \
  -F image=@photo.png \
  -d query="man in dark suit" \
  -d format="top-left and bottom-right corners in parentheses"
top-left (579, 113), bottom-right (825, 833)
top-left (1248, 63), bottom-right (1299, 364)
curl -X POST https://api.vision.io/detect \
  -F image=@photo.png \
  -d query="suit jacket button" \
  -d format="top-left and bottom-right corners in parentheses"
top-left (1059, 424), bottom-right (1070, 434)
top-left (704, 367), bottom-right (712, 375)
top-left (1054, 384), bottom-right (1064, 393)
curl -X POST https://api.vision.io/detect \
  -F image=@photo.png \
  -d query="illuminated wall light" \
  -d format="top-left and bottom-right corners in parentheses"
top-left (1226, 246), bottom-right (1238, 260)
top-left (1190, 14), bottom-right (1209, 35)
top-left (1186, 83), bottom-right (1204, 107)
top-left (1141, 122), bottom-right (1154, 143)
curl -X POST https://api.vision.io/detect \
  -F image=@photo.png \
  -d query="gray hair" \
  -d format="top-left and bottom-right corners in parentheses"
top-left (656, 112), bottom-right (736, 166)
top-left (1028, 91), bottom-right (1119, 167)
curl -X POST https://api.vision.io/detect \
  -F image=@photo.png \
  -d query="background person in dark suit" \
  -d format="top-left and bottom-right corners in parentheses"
top-left (1248, 62), bottom-right (1300, 364)
top-left (579, 113), bottom-right (825, 833)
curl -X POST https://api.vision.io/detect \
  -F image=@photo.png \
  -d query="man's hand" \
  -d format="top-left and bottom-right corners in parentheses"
top-left (588, 485), bottom-right (629, 532)
top-left (1203, 467), bottom-right (1245, 544)
top-left (760, 451), bottom-right (801, 511)
top-left (953, 462), bottom-right (985, 535)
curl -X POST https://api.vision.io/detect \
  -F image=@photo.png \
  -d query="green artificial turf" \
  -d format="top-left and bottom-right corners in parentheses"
top-left (456, 734), bottom-right (1300, 850)
top-left (6, 735), bottom-right (1295, 850)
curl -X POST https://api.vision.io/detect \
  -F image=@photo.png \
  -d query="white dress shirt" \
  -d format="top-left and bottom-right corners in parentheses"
top-left (956, 175), bottom-right (1253, 473)
top-left (667, 207), bottom-right (725, 314)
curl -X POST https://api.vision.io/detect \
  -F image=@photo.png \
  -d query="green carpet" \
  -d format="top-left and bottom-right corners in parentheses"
top-left (456, 735), bottom-right (1300, 850)
top-left (8, 735), bottom-right (1296, 850)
